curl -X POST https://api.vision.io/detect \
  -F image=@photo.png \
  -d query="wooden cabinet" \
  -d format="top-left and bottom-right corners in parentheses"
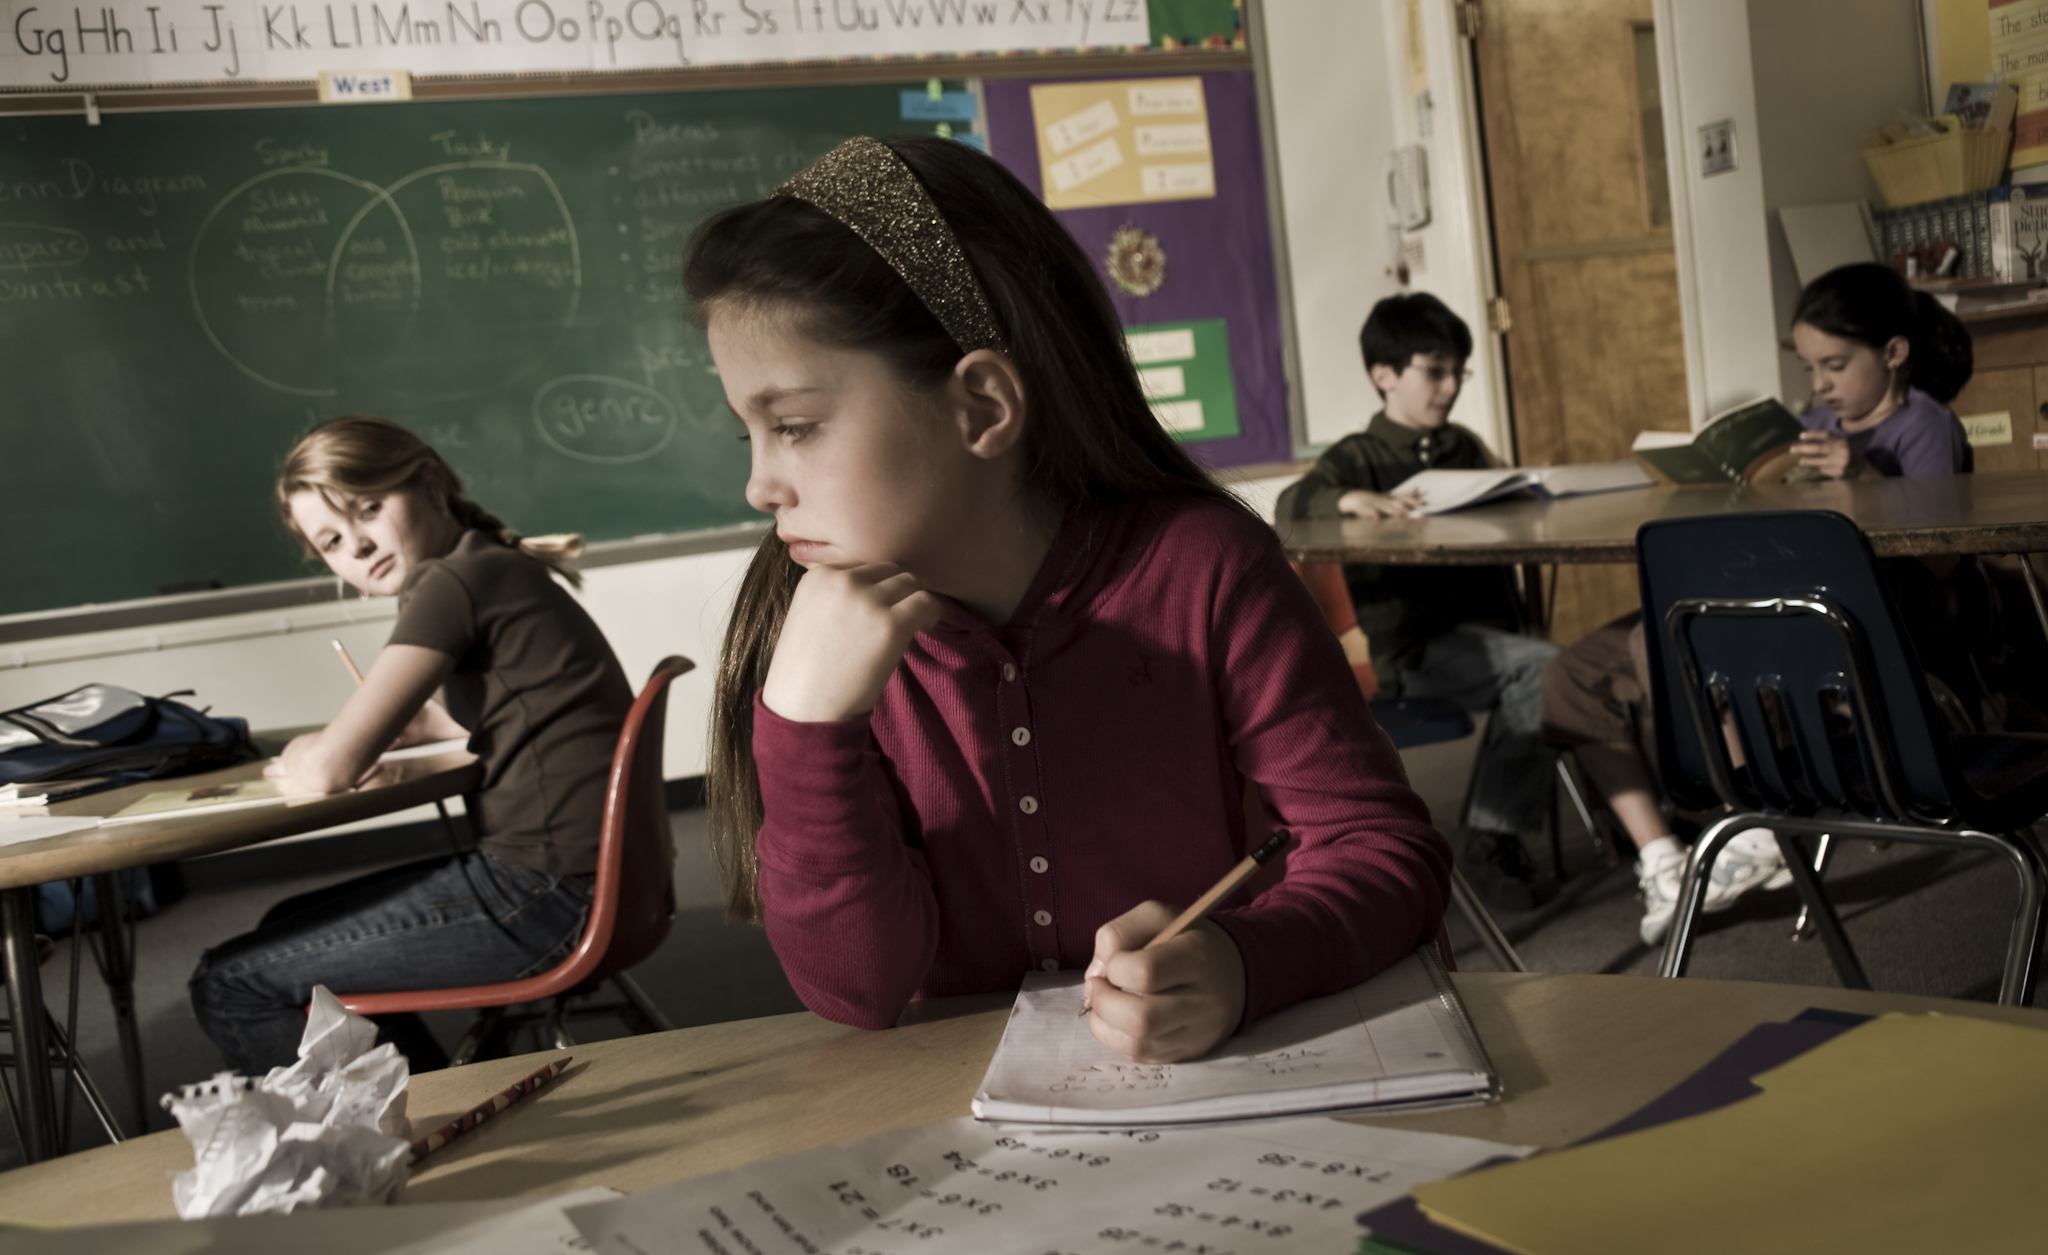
top-left (1951, 312), bottom-right (2048, 471)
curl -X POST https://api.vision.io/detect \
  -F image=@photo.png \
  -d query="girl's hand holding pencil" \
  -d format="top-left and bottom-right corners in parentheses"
top-left (1082, 905), bottom-right (1248, 1065)
top-left (763, 562), bottom-right (944, 723)
top-left (1081, 831), bottom-right (1291, 1064)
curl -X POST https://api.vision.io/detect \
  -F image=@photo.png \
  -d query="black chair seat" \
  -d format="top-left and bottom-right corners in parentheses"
top-left (1370, 698), bottom-right (1475, 750)
top-left (1951, 731), bottom-right (2048, 813)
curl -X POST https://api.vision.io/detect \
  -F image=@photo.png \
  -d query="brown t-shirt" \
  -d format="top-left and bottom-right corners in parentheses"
top-left (389, 531), bottom-right (633, 875)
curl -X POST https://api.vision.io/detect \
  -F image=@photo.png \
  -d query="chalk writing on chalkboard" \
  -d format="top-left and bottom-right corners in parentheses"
top-left (532, 375), bottom-right (678, 462)
top-left (0, 83), bottom-right (922, 616)
top-left (190, 159), bottom-right (581, 399)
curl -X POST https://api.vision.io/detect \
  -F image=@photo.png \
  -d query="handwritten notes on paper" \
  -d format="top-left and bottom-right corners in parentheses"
top-left (973, 952), bottom-right (1494, 1125)
top-left (567, 1117), bottom-right (1531, 1255)
top-left (1031, 77), bottom-right (1215, 210)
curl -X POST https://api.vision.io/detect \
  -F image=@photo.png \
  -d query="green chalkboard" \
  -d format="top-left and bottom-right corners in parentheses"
top-left (0, 84), bottom-right (934, 617)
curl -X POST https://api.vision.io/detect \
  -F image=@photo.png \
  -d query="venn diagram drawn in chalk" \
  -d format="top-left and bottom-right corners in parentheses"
top-left (189, 161), bottom-right (582, 404)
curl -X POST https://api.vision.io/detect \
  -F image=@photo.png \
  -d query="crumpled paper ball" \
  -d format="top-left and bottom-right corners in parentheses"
top-left (164, 985), bottom-right (412, 1217)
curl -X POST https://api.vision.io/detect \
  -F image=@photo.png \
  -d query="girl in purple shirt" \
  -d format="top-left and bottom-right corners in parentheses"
top-left (1790, 263), bottom-right (1973, 479)
top-left (686, 137), bottom-right (1449, 1064)
top-left (1541, 264), bottom-right (1980, 949)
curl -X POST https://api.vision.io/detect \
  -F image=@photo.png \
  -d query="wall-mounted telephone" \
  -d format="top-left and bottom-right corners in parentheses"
top-left (1386, 143), bottom-right (1432, 231)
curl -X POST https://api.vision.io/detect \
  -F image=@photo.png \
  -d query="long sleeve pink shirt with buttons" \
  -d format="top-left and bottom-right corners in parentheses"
top-left (751, 495), bottom-right (1451, 1031)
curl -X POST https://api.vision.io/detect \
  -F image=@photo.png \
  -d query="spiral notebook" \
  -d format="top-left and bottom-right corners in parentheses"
top-left (972, 946), bottom-right (1497, 1127)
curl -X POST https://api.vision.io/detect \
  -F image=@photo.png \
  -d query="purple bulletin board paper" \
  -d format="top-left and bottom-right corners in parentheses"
top-left (984, 71), bottom-right (1293, 469)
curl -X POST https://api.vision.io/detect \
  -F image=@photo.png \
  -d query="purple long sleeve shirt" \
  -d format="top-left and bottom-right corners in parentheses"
top-left (751, 495), bottom-right (1451, 1031)
top-left (1800, 387), bottom-right (1972, 477)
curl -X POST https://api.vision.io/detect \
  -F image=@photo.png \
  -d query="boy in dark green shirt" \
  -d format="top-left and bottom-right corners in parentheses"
top-left (1275, 293), bottom-right (1557, 909)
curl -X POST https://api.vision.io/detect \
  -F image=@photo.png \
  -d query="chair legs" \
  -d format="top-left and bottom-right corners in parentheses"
top-left (445, 972), bottom-right (671, 1068)
top-left (1553, 753), bottom-right (1606, 864)
top-left (85, 872), bottom-right (147, 1135)
top-left (1770, 831), bottom-right (1869, 992)
top-left (1448, 867), bottom-right (1530, 973)
top-left (545, 998), bottom-right (576, 1051)
top-left (1789, 832), bottom-right (1836, 940)
top-left (449, 1005), bottom-right (504, 1069)
top-left (611, 972), bottom-right (675, 1034)
top-left (42, 1012), bottom-right (121, 1146)
top-left (1659, 813), bottom-right (2046, 1006)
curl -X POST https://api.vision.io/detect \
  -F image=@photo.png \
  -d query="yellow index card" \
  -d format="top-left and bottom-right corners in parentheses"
top-left (1410, 1012), bottom-right (2048, 1255)
top-left (1030, 78), bottom-right (1215, 211)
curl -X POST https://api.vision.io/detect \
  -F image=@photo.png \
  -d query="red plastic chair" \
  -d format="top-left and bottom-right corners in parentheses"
top-left (1291, 560), bottom-right (1379, 700)
top-left (1285, 561), bottom-right (1528, 973)
top-left (337, 655), bottom-right (695, 1063)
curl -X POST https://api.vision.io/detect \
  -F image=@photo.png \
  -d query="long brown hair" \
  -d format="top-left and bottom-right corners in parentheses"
top-left (688, 136), bottom-right (1246, 922)
top-left (277, 415), bottom-right (585, 588)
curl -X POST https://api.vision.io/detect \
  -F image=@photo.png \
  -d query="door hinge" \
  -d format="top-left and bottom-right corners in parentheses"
top-left (1456, 2), bottom-right (1481, 39)
top-left (1487, 296), bottom-right (1513, 334)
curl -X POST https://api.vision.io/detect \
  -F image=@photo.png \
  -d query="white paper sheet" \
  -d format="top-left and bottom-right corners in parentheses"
top-left (1388, 469), bottom-right (1537, 515)
top-left (0, 814), bottom-right (103, 847)
top-left (377, 739), bottom-right (473, 762)
top-left (974, 953), bottom-right (1490, 1125)
top-left (567, 1117), bottom-right (1530, 1255)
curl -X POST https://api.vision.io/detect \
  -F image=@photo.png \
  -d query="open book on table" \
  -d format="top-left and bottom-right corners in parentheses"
top-left (971, 946), bottom-right (1497, 1127)
top-left (1631, 397), bottom-right (1805, 485)
top-left (1388, 460), bottom-right (1653, 516)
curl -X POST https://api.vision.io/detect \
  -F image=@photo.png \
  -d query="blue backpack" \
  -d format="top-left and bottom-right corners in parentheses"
top-left (0, 683), bottom-right (258, 793)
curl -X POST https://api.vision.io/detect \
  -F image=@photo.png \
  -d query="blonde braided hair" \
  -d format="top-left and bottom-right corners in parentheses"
top-left (277, 416), bottom-right (584, 589)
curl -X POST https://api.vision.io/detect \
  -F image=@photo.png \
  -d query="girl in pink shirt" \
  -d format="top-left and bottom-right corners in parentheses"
top-left (688, 136), bottom-right (1449, 1064)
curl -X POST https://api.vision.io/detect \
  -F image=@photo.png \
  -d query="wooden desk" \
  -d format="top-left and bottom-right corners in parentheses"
top-left (0, 971), bottom-right (2039, 1227)
top-left (0, 749), bottom-right (481, 1164)
top-left (1274, 469), bottom-right (2048, 566)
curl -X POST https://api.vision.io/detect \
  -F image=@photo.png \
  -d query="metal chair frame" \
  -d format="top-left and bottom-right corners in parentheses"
top-left (1652, 593), bottom-right (2046, 1006)
top-left (338, 656), bottom-right (693, 1064)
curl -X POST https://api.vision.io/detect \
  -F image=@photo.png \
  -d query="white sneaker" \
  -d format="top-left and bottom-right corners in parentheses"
top-left (1703, 828), bottom-right (1788, 913)
top-left (1636, 844), bottom-right (1687, 947)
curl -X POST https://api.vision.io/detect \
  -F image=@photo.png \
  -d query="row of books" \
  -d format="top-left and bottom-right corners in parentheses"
top-left (1874, 192), bottom-right (1993, 278)
top-left (1874, 182), bottom-right (2048, 283)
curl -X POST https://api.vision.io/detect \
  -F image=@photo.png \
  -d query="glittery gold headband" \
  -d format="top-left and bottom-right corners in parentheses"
top-left (775, 137), bottom-right (1009, 355)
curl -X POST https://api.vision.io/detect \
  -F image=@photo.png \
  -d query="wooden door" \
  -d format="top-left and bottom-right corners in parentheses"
top-left (1472, 0), bottom-right (1692, 645)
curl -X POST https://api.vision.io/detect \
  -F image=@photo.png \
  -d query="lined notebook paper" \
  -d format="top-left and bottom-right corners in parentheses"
top-left (972, 947), bottom-right (1496, 1126)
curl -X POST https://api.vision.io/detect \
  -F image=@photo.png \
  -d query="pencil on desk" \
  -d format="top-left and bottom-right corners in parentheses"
top-left (409, 1055), bottom-right (571, 1165)
top-left (1081, 830), bottom-right (1293, 1016)
top-left (331, 638), bottom-right (366, 685)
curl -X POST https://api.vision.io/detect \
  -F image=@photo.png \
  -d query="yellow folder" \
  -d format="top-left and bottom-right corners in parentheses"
top-left (1411, 1013), bottom-right (2048, 1255)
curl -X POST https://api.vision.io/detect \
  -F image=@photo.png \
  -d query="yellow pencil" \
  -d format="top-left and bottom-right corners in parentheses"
top-left (331, 638), bottom-right (366, 685)
top-left (1081, 830), bottom-right (1293, 1016)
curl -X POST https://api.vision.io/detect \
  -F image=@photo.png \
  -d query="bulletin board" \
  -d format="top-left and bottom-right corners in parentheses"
top-left (985, 68), bottom-right (1289, 468)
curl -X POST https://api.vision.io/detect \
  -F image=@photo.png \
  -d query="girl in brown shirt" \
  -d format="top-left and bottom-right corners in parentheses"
top-left (189, 417), bottom-right (634, 1073)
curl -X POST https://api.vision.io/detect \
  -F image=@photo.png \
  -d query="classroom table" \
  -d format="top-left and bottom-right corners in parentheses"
top-left (0, 748), bottom-right (481, 1165)
top-left (1273, 468), bottom-right (2048, 566)
top-left (0, 970), bottom-right (2039, 1228)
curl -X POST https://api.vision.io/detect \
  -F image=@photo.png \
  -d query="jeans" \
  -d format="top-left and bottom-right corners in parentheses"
top-left (190, 852), bottom-right (593, 1074)
top-left (1398, 624), bottom-right (1560, 838)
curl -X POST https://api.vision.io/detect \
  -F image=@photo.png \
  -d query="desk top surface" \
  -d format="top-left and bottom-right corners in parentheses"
top-left (0, 750), bottom-right (481, 890)
top-left (3, 971), bottom-right (2040, 1227)
top-left (1274, 469), bottom-right (2048, 565)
